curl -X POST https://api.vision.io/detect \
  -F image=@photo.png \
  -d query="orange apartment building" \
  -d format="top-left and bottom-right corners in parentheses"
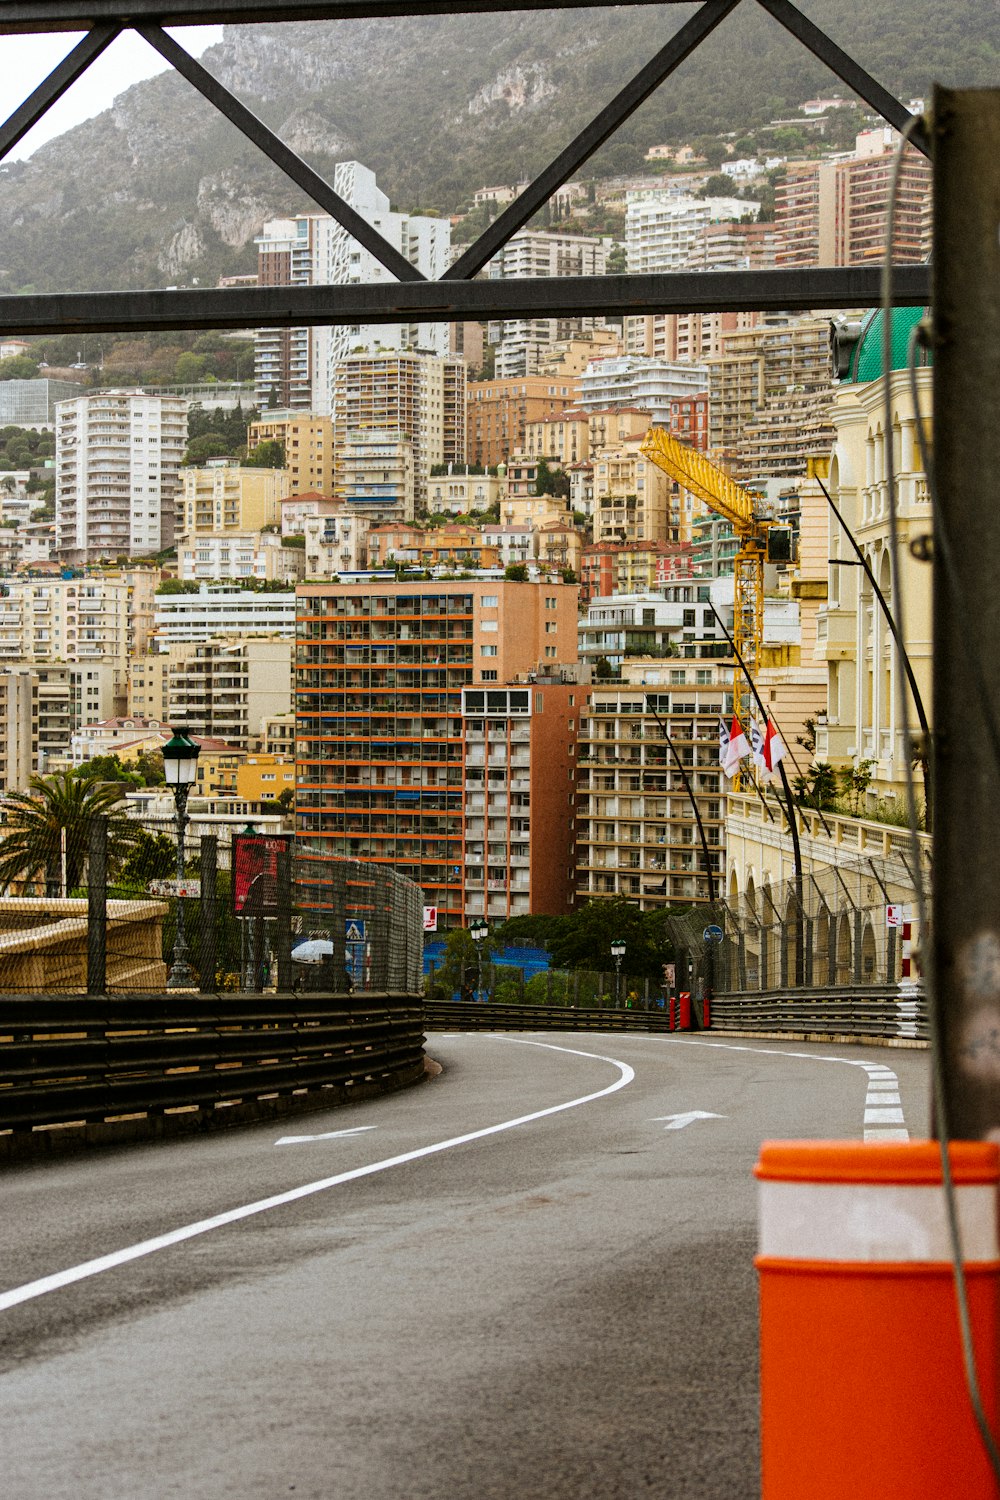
top-left (467, 377), bottom-right (577, 466)
top-left (295, 579), bottom-right (579, 925)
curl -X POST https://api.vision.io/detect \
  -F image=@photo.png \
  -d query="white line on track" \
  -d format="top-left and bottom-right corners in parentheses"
top-left (661, 1036), bottom-right (910, 1142)
top-left (0, 1039), bottom-right (633, 1316)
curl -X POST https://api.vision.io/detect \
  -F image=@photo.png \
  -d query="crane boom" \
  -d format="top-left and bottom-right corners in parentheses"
top-left (640, 426), bottom-right (769, 739)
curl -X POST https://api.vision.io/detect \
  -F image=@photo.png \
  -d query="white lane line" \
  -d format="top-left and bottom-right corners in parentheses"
top-left (275, 1126), bottom-right (376, 1146)
top-left (0, 1040), bottom-right (633, 1315)
top-left (663, 1036), bottom-right (910, 1143)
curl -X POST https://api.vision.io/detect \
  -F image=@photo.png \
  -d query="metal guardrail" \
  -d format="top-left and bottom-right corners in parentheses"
top-left (710, 985), bottom-right (927, 1041)
top-left (425, 1001), bottom-right (673, 1033)
top-left (0, 991), bottom-right (425, 1145)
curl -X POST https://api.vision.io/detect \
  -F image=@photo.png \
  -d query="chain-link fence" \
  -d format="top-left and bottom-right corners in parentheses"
top-left (0, 821), bottom-right (424, 996)
top-left (425, 960), bottom-right (667, 1012)
top-left (664, 857), bottom-right (921, 999)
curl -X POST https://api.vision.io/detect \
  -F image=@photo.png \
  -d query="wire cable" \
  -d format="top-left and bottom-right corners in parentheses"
top-left (883, 114), bottom-right (1000, 1483)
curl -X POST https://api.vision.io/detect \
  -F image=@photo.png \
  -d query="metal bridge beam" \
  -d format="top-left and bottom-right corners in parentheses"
top-left (0, 265), bottom-right (930, 335)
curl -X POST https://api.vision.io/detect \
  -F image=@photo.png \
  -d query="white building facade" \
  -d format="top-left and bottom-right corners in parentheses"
top-left (55, 391), bottom-right (187, 563)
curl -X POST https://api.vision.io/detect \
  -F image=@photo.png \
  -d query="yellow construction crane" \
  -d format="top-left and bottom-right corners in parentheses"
top-left (640, 426), bottom-right (789, 729)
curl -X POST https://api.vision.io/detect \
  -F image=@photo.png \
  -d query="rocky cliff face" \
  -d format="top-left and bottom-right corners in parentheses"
top-left (0, 1), bottom-right (991, 295)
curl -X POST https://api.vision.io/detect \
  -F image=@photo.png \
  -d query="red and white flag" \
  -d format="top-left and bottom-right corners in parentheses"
top-left (722, 714), bottom-right (750, 779)
top-left (718, 716), bottom-right (731, 771)
top-left (762, 718), bottom-right (786, 778)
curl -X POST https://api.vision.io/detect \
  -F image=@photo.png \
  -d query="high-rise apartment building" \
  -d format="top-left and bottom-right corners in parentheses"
top-left (462, 678), bottom-right (580, 922)
top-left (625, 194), bottom-right (757, 274)
top-left (0, 665), bottom-right (38, 792)
top-left (576, 662), bottom-right (727, 909)
top-left (486, 228), bottom-right (611, 379)
top-left (167, 637), bottom-right (294, 749)
top-left (253, 163), bottom-right (451, 412)
top-left (55, 391), bottom-right (187, 563)
top-left (591, 441), bottom-right (674, 544)
top-left (295, 579), bottom-right (579, 925)
top-left (576, 357), bottom-right (707, 426)
top-left (0, 576), bottom-right (144, 667)
top-left (775, 130), bottom-right (931, 267)
top-left (331, 352), bottom-right (466, 515)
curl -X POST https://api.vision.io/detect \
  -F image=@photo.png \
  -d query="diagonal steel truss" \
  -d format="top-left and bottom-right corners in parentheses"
top-left (0, 0), bottom-right (932, 334)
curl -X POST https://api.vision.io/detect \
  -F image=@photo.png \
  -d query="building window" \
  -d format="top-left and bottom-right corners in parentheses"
top-left (481, 670), bottom-right (498, 682)
top-left (481, 645), bottom-right (498, 657)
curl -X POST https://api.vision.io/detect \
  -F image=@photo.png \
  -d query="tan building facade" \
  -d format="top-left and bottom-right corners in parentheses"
top-left (178, 462), bottom-right (290, 538)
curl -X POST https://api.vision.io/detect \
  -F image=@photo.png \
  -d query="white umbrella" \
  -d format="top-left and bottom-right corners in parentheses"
top-left (291, 938), bottom-right (336, 964)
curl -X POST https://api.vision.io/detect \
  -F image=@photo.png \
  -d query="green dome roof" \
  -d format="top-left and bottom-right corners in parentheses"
top-left (845, 306), bottom-right (929, 383)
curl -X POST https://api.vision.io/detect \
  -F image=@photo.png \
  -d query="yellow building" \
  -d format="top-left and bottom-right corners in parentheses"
top-left (592, 439), bottom-right (672, 544)
top-left (247, 412), bottom-right (336, 496)
top-left (178, 462), bottom-right (290, 538)
top-left (237, 753), bottom-right (296, 803)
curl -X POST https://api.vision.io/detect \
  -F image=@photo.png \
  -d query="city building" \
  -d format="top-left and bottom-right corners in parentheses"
top-left (576, 661), bottom-right (728, 909)
top-left (166, 637), bottom-right (294, 750)
top-left (332, 352), bottom-right (466, 515)
top-left (236, 752), bottom-right (296, 805)
top-left (55, 391), bottom-right (187, 563)
top-left (247, 412), bottom-right (336, 496)
top-left (176, 530), bottom-right (304, 584)
top-left (462, 676), bottom-right (581, 921)
top-left (253, 164), bottom-right (451, 412)
top-left (280, 492), bottom-right (342, 536)
top-left (576, 357), bottom-right (708, 426)
top-left (0, 575), bottom-right (146, 667)
top-left (467, 376), bottom-right (577, 467)
top-left (338, 428), bottom-right (415, 521)
top-left (426, 468), bottom-right (504, 517)
top-left (580, 540), bottom-right (694, 602)
top-left (0, 665), bottom-right (38, 791)
top-left (295, 579), bottom-right (579, 925)
top-left (591, 440), bottom-right (673, 545)
top-left (486, 228), bottom-right (611, 378)
top-left (152, 584), bottom-right (297, 645)
top-left (775, 130), bottom-right (932, 268)
top-left (302, 510), bottom-right (372, 578)
top-left (625, 193), bottom-right (758, 274)
top-left (177, 462), bottom-right (289, 539)
top-left (0, 378), bottom-right (82, 428)
top-left (127, 653), bottom-right (171, 722)
top-left (626, 310), bottom-right (762, 364)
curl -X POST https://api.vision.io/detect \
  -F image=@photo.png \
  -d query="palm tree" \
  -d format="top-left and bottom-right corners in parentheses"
top-left (0, 772), bottom-right (141, 896)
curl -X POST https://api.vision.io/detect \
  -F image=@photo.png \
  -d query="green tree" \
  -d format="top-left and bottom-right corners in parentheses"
top-left (0, 355), bottom-right (38, 380)
top-left (74, 754), bottom-right (143, 789)
top-left (245, 438), bottom-right (285, 468)
top-left (699, 173), bottom-right (735, 197)
top-left (174, 351), bottom-right (207, 384)
top-left (794, 762), bottom-right (838, 812)
top-left (838, 758), bottom-right (876, 816)
top-left (504, 563), bottom-right (529, 582)
top-left (0, 772), bottom-right (141, 895)
top-left (115, 829), bottom-right (176, 890)
top-left (183, 432), bottom-right (232, 465)
top-left (431, 926), bottom-right (494, 999)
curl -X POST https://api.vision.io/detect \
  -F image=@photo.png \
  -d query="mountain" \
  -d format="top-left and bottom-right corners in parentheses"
top-left (0, 0), bottom-right (994, 295)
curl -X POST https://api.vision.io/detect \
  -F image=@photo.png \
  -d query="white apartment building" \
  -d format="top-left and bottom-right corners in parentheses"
top-left (591, 441), bottom-right (673, 545)
top-left (577, 357), bottom-right (708, 426)
top-left (55, 391), bottom-right (187, 563)
top-left (0, 665), bottom-right (38, 792)
top-left (176, 530), bottom-right (305, 584)
top-left (152, 584), bottom-right (297, 645)
top-left (0, 576), bottom-right (144, 666)
top-left (486, 228), bottom-right (612, 378)
top-left (331, 352), bottom-right (466, 515)
top-left (338, 428), bottom-right (415, 521)
top-left (426, 469), bottom-right (504, 516)
top-left (625, 193), bottom-right (757, 274)
top-left (303, 510), bottom-right (372, 578)
top-left (254, 163), bottom-right (452, 413)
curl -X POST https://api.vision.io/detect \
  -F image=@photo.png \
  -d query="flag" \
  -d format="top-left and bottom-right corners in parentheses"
top-left (718, 716), bottom-right (730, 771)
top-left (722, 715), bottom-right (750, 779)
top-left (749, 720), bottom-right (766, 773)
top-left (762, 718), bottom-right (786, 777)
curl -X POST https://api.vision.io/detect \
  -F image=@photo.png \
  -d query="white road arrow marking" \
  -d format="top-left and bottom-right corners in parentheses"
top-left (651, 1111), bottom-right (727, 1131)
top-left (275, 1126), bottom-right (377, 1146)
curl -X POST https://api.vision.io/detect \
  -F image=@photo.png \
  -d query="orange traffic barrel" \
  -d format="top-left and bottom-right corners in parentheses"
top-left (755, 1140), bottom-right (1000, 1498)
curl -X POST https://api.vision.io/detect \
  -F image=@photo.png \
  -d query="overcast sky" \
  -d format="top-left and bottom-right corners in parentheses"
top-left (0, 27), bottom-right (223, 159)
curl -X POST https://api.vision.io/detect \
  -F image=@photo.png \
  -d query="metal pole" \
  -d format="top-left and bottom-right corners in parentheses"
top-left (199, 834), bottom-right (217, 996)
top-left (930, 87), bottom-right (1000, 1139)
top-left (86, 816), bottom-right (107, 997)
top-left (644, 695), bottom-right (717, 902)
top-left (166, 783), bottom-right (197, 989)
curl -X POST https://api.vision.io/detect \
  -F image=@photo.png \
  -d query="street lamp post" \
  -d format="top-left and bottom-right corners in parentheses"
top-left (470, 919), bottom-right (489, 1002)
top-left (162, 727), bottom-right (201, 990)
top-left (611, 939), bottom-right (626, 1008)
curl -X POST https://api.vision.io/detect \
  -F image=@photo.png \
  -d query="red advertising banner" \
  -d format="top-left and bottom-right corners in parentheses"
top-left (232, 834), bottom-right (291, 915)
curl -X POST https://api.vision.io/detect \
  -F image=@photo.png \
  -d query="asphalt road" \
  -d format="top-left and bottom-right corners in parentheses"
top-left (0, 1031), bottom-right (929, 1499)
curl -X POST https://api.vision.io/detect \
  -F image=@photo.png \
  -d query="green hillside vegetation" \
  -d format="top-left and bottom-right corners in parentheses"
top-left (0, 0), bottom-right (991, 293)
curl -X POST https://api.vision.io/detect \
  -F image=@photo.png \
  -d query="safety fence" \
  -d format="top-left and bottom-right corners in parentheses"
top-left (709, 985), bottom-right (926, 1042)
top-left (0, 823), bottom-right (425, 997)
top-left (424, 999), bottom-right (673, 1033)
top-left (0, 991), bottom-right (425, 1159)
